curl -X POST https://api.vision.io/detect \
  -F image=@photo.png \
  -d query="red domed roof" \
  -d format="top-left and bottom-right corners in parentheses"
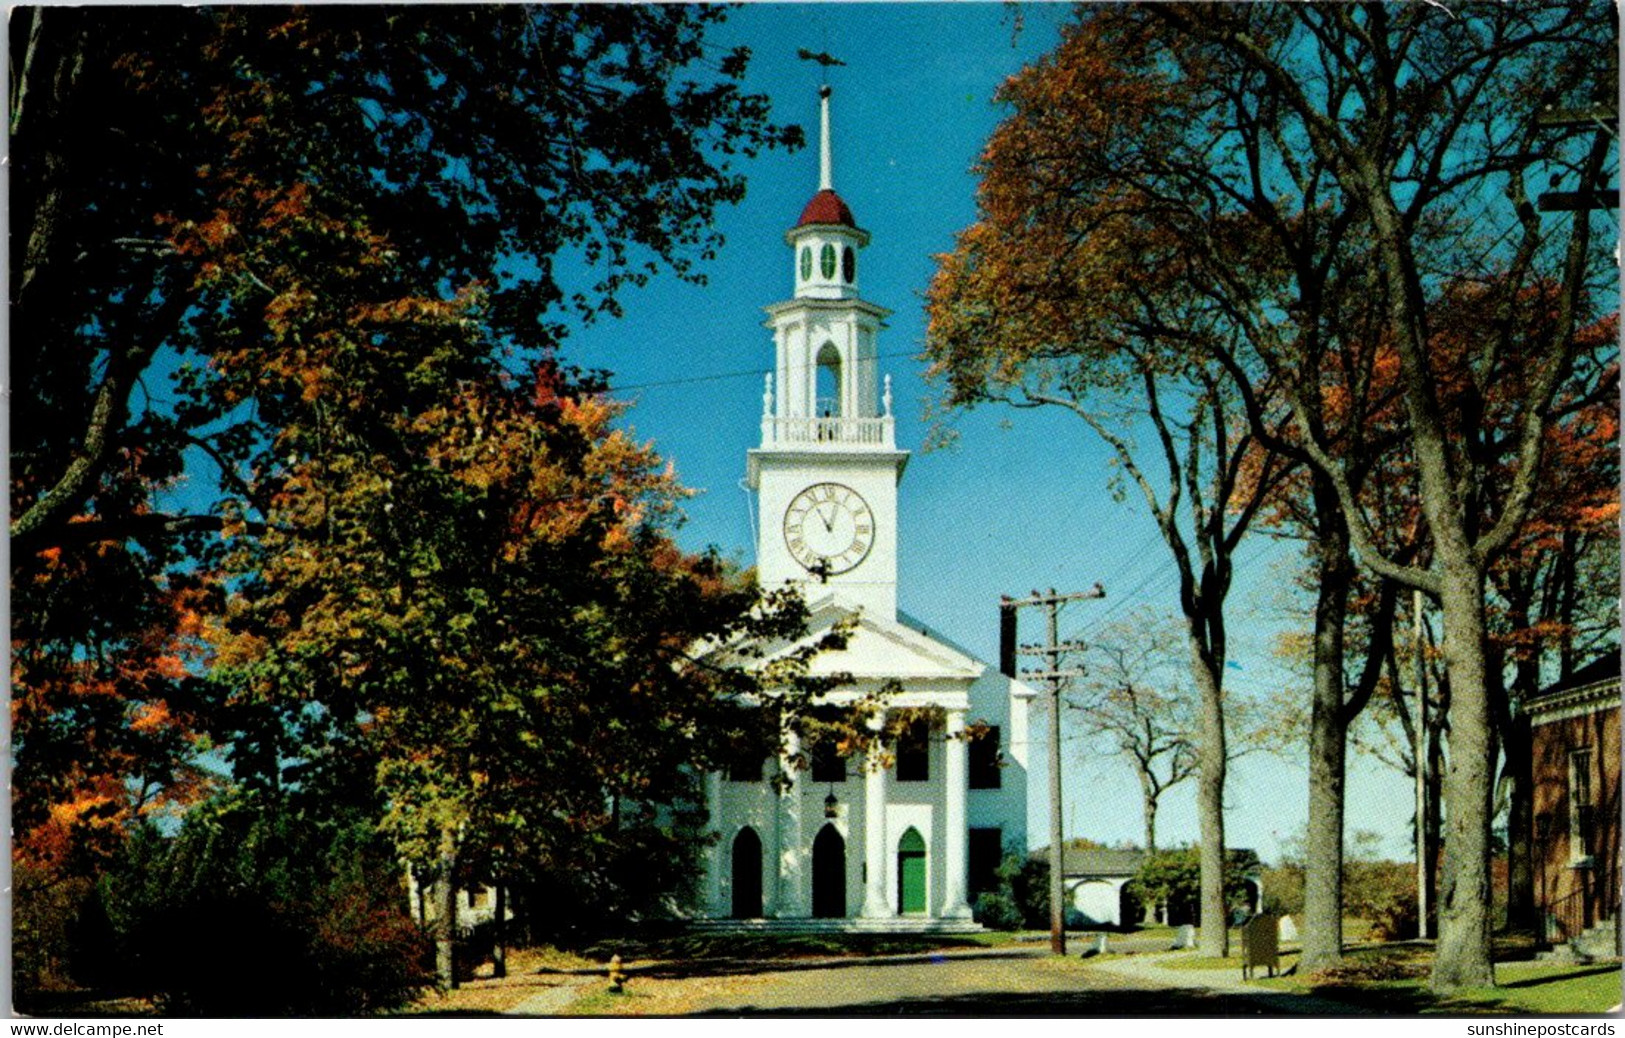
top-left (795, 188), bottom-right (856, 229)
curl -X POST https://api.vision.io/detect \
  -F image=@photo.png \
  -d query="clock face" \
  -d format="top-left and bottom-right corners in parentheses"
top-left (783, 482), bottom-right (874, 576)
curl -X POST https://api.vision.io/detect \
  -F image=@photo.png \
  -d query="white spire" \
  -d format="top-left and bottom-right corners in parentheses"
top-left (818, 84), bottom-right (833, 191)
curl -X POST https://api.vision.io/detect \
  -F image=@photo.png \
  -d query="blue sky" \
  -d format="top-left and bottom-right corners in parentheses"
top-left (562, 4), bottom-right (1418, 864)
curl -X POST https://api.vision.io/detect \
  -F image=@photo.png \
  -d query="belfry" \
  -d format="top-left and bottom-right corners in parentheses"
top-left (697, 86), bottom-right (1034, 930)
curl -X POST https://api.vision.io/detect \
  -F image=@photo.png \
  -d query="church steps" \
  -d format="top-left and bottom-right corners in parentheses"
top-left (687, 917), bottom-right (985, 935)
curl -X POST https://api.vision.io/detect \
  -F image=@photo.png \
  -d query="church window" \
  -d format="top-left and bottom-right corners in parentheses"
top-left (799, 245), bottom-right (812, 282)
top-left (842, 245), bottom-right (855, 283)
top-left (811, 739), bottom-right (847, 783)
top-left (969, 726), bottom-right (1002, 789)
top-left (728, 752), bottom-right (765, 783)
top-left (968, 828), bottom-right (1003, 894)
top-left (896, 720), bottom-right (929, 782)
top-left (820, 242), bottom-right (837, 279)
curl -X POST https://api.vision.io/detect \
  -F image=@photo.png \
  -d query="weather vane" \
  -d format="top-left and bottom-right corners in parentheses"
top-left (796, 47), bottom-right (845, 88)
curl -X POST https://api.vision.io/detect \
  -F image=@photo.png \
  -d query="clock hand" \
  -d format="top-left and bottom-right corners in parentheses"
top-left (816, 502), bottom-right (836, 532)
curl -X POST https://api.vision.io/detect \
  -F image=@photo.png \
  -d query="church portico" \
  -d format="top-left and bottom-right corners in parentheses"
top-left (695, 83), bottom-right (1030, 933)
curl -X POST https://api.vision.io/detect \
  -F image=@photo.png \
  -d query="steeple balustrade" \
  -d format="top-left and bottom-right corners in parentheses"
top-left (762, 414), bottom-right (895, 447)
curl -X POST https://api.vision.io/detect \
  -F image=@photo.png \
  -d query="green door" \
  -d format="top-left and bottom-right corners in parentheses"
top-left (897, 828), bottom-right (927, 915)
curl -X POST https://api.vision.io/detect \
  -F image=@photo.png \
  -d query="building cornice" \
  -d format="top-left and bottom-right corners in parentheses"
top-left (785, 222), bottom-right (872, 248)
top-left (764, 297), bottom-right (892, 324)
top-left (1528, 677), bottom-right (1622, 728)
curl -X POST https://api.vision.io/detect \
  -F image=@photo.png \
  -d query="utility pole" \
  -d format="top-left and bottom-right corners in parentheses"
top-left (1002, 585), bottom-right (1105, 956)
top-left (1414, 588), bottom-right (1429, 941)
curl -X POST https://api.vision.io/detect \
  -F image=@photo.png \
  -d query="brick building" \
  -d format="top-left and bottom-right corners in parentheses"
top-left (1528, 657), bottom-right (1620, 952)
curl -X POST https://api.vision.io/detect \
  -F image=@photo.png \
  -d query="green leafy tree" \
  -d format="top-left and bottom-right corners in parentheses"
top-left (66, 791), bottom-right (431, 1017)
top-left (1130, 846), bottom-right (1259, 928)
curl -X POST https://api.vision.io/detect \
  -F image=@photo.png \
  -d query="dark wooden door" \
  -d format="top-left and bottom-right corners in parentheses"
top-left (812, 824), bottom-right (846, 918)
top-left (731, 827), bottom-right (763, 918)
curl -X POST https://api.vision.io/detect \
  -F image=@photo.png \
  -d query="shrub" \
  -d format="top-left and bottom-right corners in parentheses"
top-left (973, 890), bottom-right (1022, 930)
top-left (76, 793), bottom-right (432, 1016)
top-left (1346, 858), bottom-right (1417, 941)
top-left (1009, 855), bottom-right (1051, 929)
top-left (1260, 864), bottom-right (1304, 917)
top-left (13, 864), bottom-right (94, 1000)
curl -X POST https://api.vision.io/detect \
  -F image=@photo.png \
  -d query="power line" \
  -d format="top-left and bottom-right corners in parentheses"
top-left (604, 348), bottom-right (925, 395)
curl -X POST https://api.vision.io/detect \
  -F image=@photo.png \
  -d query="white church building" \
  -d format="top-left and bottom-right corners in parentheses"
top-left (694, 87), bottom-right (1035, 930)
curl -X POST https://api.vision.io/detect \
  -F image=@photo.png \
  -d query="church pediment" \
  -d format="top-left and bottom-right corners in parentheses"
top-left (732, 596), bottom-right (986, 684)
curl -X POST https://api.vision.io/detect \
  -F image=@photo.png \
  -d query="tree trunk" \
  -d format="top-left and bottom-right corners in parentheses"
top-left (1191, 637), bottom-right (1228, 958)
top-left (1140, 772), bottom-right (1159, 854)
top-left (1302, 512), bottom-right (1352, 972)
top-left (1430, 564), bottom-right (1497, 990)
top-left (434, 830), bottom-right (459, 990)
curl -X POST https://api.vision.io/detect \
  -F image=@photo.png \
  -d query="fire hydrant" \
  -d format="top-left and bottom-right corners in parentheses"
top-left (607, 953), bottom-right (627, 994)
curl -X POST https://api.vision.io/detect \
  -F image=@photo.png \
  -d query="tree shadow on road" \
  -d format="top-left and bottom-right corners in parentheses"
top-left (693, 986), bottom-right (1307, 1017)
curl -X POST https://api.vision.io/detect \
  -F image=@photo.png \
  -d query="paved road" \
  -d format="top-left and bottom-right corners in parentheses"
top-left (681, 948), bottom-right (1342, 1016)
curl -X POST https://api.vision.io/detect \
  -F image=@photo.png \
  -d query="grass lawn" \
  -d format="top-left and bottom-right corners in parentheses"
top-left (1245, 943), bottom-right (1622, 1015)
top-left (1137, 925), bottom-right (1300, 974)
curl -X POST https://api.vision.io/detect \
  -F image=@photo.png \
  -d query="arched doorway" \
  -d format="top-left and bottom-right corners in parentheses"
top-left (897, 827), bottom-right (927, 915)
top-left (812, 824), bottom-right (846, 918)
top-left (731, 827), bottom-right (763, 919)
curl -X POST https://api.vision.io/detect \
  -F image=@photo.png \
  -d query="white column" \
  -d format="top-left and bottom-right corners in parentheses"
top-left (861, 718), bottom-right (890, 917)
top-left (706, 770), bottom-right (724, 917)
top-left (776, 728), bottom-right (804, 917)
top-left (941, 710), bottom-right (973, 919)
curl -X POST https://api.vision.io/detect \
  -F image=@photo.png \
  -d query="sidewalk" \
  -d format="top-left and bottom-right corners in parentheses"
top-left (1085, 951), bottom-right (1374, 1015)
top-left (507, 976), bottom-right (595, 1015)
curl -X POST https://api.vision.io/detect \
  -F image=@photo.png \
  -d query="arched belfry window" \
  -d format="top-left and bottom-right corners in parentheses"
top-left (815, 342), bottom-right (842, 419)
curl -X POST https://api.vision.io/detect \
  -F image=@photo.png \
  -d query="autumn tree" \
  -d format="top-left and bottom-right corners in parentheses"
top-left (1477, 309), bottom-right (1620, 932)
top-left (1072, 610), bottom-right (1288, 856)
top-left (10, 0), bottom-right (797, 809)
top-left (930, 2), bottom-right (1613, 990)
top-left (11, 4), bottom-right (812, 987)
top-left (926, 13), bottom-right (1297, 957)
top-left (163, 105), bottom-right (845, 985)
top-left (11, 5), bottom-right (797, 551)
top-left (1147, 3), bottom-right (1615, 991)
top-left (10, 5), bottom-right (803, 987)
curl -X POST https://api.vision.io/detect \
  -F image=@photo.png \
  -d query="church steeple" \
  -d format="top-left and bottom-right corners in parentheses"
top-left (819, 84), bottom-right (834, 191)
top-left (787, 85), bottom-right (868, 303)
top-left (748, 84), bottom-right (907, 619)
